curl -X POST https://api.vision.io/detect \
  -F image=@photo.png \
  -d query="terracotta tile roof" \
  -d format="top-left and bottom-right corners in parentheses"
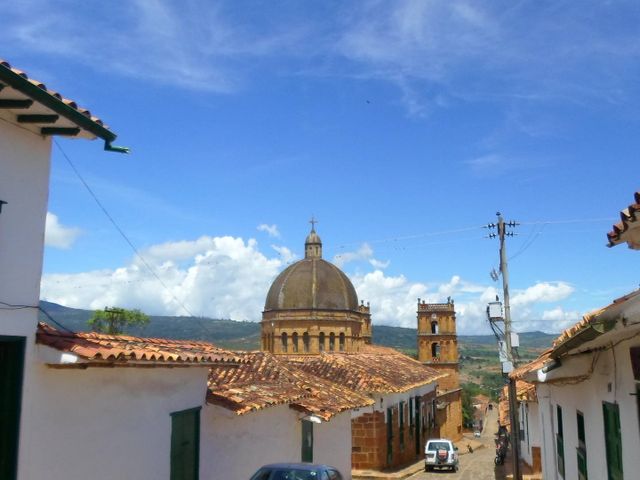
top-left (552, 289), bottom-right (639, 349)
top-left (607, 191), bottom-right (640, 249)
top-left (498, 380), bottom-right (537, 428)
top-left (513, 289), bottom-right (640, 382)
top-left (208, 351), bottom-right (374, 420)
top-left (36, 322), bottom-right (240, 366)
top-left (283, 344), bottom-right (445, 394)
top-left (0, 59), bottom-right (116, 143)
top-left (510, 349), bottom-right (553, 381)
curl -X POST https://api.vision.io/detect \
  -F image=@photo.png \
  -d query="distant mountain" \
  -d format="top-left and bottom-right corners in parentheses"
top-left (39, 301), bottom-right (261, 350)
top-left (38, 301), bottom-right (558, 351)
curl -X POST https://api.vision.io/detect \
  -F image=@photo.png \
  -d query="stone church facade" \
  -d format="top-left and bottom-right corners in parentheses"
top-left (417, 299), bottom-right (463, 441)
top-left (260, 225), bottom-right (460, 472)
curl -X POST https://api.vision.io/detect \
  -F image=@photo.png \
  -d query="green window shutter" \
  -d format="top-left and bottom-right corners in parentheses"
top-left (386, 407), bottom-right (393, 465)
top-left (556, 405), bottom-right (564, 478)
top-left (603, 402), bottom-right (623, 480)
top-left (576, 411), bottom-right (587, 480)
top-left (414, 397), bottom-right (421, 455)
top-left (171, 407), bottom-right (201, 480)
top-left (301, 420), bottom-right (313, 463)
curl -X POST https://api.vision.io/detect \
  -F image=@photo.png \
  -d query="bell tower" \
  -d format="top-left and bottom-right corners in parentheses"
top-left (417, 298), bottom-right (459, 391)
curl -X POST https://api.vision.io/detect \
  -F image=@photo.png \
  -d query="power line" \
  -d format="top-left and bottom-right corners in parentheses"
top-left (53, 140), bottom-right (196, 318)
top-left (0, 301), bottom-right (74, 333)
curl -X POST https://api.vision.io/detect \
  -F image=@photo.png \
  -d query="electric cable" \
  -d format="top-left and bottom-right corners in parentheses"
top-left (53, 140), bottom-right (196, 318)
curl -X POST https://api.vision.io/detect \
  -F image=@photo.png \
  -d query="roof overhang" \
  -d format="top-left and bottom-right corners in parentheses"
top-left (0, 60), bottom-right (126, 152)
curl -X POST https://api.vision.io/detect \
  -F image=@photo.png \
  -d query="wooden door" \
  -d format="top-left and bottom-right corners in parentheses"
top-left (170, 407), bottom-right (201, 480)
top-left (0, 336), bottom-right (25, 480)
top-left (301, 419), bottom-right (313, 463)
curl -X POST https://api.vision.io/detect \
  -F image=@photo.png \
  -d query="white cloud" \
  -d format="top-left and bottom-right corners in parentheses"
top-left (369, 258), bottom-right (390, 269)
top-left (271, 245), bottom-right (297, 264)
top-left (337, 1), bottom-right (640, 113)
top-left (2, 0), bottom-right (301, 92)
top-left (41, 235), bottom-right (284, 320)
top-left (541, 307), bottom-right (582, 331)
top-left (352, 270), bottom-right (582, 334)
top-left (45, 212), bottom-right (81, 249)
top-left (41, 232), bottom-right (583, 334)
top-left (511, 282), bottom-right (574, 306)
top-left (334, 243), bottom-right (389, 270)
top-left (257, 223), bottom-right (280, 238)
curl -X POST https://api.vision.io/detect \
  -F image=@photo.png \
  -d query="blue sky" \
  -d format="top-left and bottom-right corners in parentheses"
top-left (5, 0), bottom-right (639, 334)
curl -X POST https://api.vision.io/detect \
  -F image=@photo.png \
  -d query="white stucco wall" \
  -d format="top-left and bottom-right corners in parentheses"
top-left (19, 356), bottom-right (209, 480)
top-left (536, 333), bottom-right (640, 480)
top-left (313, 411), bottom-right (352, 479)
top-left (0, 120), bottom-right (51, 335)
top-left (518, 401), bottom-right (540, 467)
top-left (0, 120), bottom-right (54, 480)
top-left (201, 404), bottom-right (354, 480)
top-left (352, 382), bottom-right (437, 418)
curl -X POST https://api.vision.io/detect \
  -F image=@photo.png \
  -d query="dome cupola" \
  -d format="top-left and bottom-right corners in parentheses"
top-left (305, 218), bottom-right (322, 259)
top-left (261, 222), bottom-right (369, 355)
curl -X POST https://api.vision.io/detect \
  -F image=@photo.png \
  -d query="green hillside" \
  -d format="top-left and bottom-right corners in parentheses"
top-left (39, 301), bottom-right (557, 353)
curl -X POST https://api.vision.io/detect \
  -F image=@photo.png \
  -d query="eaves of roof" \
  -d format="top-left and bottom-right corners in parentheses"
top-left (37, 322), bottom-right (241, 367)
top-left (0, 59), bottom-right (123, 150)
top-left (607, 191), bottom-right (640, 249)
top-left (512, 289), bottom-right (640, 382)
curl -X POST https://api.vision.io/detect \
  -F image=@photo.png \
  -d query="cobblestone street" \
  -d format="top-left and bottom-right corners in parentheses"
top-left (407, 408), bottom-right (505, 480)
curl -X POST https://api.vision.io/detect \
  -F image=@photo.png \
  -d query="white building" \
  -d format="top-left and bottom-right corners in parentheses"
top-left (515, 290), bottom-right (640, 480)
top-left (206, 350), bottom-right (374, 479)
top-left (32, 323), bottom-right (237, 480)
top-left (0, 58), bottom-right (127, 480)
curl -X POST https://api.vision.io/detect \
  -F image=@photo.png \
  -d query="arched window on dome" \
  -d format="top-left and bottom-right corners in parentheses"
top-left (329, 333), bottom-right (335, 351)
top-left (431, 321), bottom-right (438, 334)
top-left (281, 332), bottom-right (288, 353)
top-left (319, 332), bottom-right (325, 351)
top-left (431, 342), bottom-right (440, 360)
top-left (292, 332), bottom-right (299, 353)
top-left (303, 332), bottom-right (310, 353)
top-left (339, 332), bottom-right (345, 352)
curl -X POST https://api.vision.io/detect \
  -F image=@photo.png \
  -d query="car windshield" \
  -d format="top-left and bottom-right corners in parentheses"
top-left (250, 468), bottom-right (319, 480)
top-left (427, 442), bottom-right (450, 451)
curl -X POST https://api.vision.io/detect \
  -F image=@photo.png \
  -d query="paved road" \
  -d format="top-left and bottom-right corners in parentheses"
top-left (407, 408), bottom-right (505, 480)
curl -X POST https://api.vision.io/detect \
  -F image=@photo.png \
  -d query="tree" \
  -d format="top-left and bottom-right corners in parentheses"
top-left (87, 307), bottom-right (149, 335)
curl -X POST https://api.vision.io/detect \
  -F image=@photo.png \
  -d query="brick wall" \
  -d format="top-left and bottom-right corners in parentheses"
top-left (352, 410), bottom-right (386, 469)
top-left (351, 390), bottom-right (437, 471)
top-left (434, 389), bottom-right (463, 442)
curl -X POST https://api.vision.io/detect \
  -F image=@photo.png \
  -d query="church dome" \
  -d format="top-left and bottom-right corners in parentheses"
top-left (264, 226), bottom-right (359, 312)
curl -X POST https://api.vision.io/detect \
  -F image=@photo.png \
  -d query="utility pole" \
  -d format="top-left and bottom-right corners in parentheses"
top-left (487, 212), bottom-right (522, 480)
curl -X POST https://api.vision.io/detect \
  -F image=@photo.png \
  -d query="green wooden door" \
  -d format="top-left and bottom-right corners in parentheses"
top-left (0, 336), bottom-right (25, 480)
top-left (603, 402), bottom-right (623, 480)
top-left (301, 420), bottom-right (313, 463)
top-left (170, 407), bottom-right (201, 480)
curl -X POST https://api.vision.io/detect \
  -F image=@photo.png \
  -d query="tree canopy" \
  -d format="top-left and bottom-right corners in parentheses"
top-left (87, 307), bottom-right (150, 335)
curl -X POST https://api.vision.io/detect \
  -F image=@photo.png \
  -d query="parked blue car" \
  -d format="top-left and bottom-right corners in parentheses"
top-left (249, 463), bottom-right (344, 480)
